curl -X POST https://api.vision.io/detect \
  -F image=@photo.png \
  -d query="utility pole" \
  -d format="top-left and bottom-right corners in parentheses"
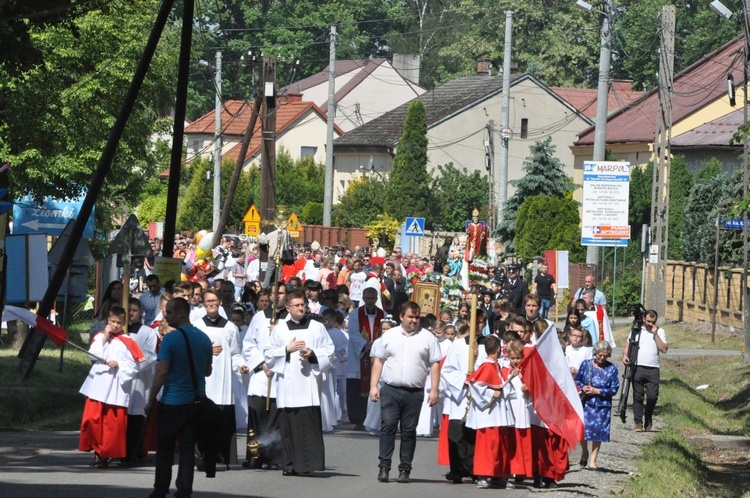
top-left (586, 0), bottom-right (615, 270)
top-left (212, 51), bottom-right (222, 233)
top-left (260, 57), bottom-right (277, 223)
top-left (323, 25), bottom-right (337, 226)
top-left (645, 5), bottom-right (675, 318)
top-left (742, 0), bottom-right (750, 363)
top-left (496, 10), bottom-right (513, 229)
top-left (486, 120), bottom-right (495, 233)
top-left (214, 63), bottom-right (262, 243)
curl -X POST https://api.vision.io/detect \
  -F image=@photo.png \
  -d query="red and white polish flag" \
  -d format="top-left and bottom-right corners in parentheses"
top-left (520, 322), bottom-right (585, 448)
top-left (2, 305), bottom-right (68, 347)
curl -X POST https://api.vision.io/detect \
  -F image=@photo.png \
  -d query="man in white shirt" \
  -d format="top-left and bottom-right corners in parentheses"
top-left (622, 309), bottom-right (668, 431)
top-left (370, 301), bottom-right (441, 484)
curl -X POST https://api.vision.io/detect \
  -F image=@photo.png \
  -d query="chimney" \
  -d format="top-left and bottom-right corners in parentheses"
top-left (477, 58), bottom-right (492, 77)
top-left (392, 53), bottom-right (421, 85)
top-left (285, 93), bottom-right (303, 103)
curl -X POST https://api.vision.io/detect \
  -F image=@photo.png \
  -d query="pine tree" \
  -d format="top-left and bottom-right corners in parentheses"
top-left (496, 137), bottom-right (573, 249)
top-left (385, 100), bottom-right (433, 224)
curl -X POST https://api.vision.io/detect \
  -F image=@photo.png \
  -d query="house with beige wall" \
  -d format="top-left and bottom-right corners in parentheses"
top-left (571, 36), bottom-right (746, 203)
top-left (333, 74), bottom-right (592, 202)
top-left (183, 94), bottom-right (343, 171)
top-left (283, 57), bottom-right (426, 133)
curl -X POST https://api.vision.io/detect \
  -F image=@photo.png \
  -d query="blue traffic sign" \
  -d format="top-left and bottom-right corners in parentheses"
top-left (404, 217), bottom-right (425, 237)
top-left (723, 217), bottom-right (748, 230)
top-left (13, 194), bottom-right (95, 238)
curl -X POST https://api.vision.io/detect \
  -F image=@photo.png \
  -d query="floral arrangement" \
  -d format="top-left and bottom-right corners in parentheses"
top-left (404, 270), bottom-right (442, 295)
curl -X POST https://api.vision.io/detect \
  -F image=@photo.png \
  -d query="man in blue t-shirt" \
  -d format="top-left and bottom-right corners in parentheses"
top-left (146, 298), bottom-right (212, 498)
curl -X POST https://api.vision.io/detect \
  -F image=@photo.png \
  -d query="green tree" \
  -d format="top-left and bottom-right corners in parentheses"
top-left (629, 162), bottom-right (653, 238)
top-left (667, 155), bottom-right (693, 259)
top-left (431, 163), bottom-right (489, 231)
top-left (614, 0), bottom-right (737, 90)
top-left (275, 150), bottom-right (325, 216)
top-left (0, 0), bottom-right (178, 211)
top-left (496, 137), bottom-right (574, 249)
top-left (385, 99), bottom-right (433, 223)
top-left (681, 171), bottom-right (744, 266)
top-left (137, 183), bottom-right (168, 228)
top-left (333, 175), bottom-right (388, 228)
top-left (695, 157), bottom-right (723, 182)
top-left (177, 159), bottom-right (252, 233)
top-left (514, 195), bottom-right (585, 264)
top-left (300, 202), bottom-right (324, 225)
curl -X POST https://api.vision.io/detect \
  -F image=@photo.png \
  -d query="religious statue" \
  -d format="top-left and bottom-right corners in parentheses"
top-left (465, 208), bottom-right (488, 261)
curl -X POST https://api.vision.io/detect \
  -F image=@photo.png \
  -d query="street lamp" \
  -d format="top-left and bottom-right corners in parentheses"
top-left (577, 0), bottom-right (616, 271)
top-left (710, 0), bottom-right (750, 363)
top-left (199, 53), bottom-right (223, 233)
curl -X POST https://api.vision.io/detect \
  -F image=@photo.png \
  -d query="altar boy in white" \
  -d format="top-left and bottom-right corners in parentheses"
top-left (264, 290), bottom-right (334, 475)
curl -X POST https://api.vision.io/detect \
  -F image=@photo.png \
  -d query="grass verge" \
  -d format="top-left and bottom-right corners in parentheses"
top-left (0, 345), bottom-right (91, 431)
top-left (612, 321), bottom-right (744, 351)
top-left (620, 355), bottom-right (750, 498)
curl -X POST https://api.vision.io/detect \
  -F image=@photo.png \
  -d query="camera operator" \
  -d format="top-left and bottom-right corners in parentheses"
top-left (621, 309), bottom-right (668, 431)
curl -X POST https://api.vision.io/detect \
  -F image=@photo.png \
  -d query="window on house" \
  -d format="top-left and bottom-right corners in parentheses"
top-left (301, 146), bottom-right (318, 159)
top-left (520, 118), bottom-right (528, 139)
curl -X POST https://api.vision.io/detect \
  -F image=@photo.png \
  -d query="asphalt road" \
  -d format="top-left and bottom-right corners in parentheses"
top-left (0, 348), bottom-right (739, 497)
top-left (0, 425), bottom-right (592, 498)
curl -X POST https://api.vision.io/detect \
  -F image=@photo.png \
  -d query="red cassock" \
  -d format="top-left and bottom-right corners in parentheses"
top-left (465, 361), bottom-right (513, 478)
top-left (436, 356), bottom-right (450, 466)
top-left (78, 399), bottom-right (128, 458)
top-left (532, 426), bottom-right (569, 481)
top-left (437, 413), bottom-right (450, 466)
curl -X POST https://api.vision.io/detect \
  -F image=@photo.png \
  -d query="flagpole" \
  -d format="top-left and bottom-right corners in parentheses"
top-left (468, 293), bottom-right (478, 374)
top-left (50, 333), bottom-right (106, 363)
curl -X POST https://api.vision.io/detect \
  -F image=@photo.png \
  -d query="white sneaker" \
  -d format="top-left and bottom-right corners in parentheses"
top-left (476, 477), bottom-right (490, 489)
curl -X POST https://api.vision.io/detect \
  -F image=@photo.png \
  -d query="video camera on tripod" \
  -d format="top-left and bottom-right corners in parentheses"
top-left (616, 303), bottom-right (647, 423)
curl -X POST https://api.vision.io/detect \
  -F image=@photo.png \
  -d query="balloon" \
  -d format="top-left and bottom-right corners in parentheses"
top-left (195, 231), bottom-right (214, 261)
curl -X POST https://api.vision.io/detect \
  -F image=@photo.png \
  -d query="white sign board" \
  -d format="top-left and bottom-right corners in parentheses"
top-left (581, 161), bottom-right (631, 246)
top-left (556, 250), bottom-right (569, 289)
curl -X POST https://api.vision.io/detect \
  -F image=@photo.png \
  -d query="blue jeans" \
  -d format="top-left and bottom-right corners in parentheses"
top-left (153, 403), bottom-right (195, 498)
top-left (378, 384), bottom-right (424, 472)
top-left (540, 298), bottom-right (552, 319)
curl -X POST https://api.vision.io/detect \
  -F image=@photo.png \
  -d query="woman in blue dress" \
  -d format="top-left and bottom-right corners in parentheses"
top-left (574, 340), bottom-right (620, 469)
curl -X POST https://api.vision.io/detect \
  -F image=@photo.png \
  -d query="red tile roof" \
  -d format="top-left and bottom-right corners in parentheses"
top-left (575, 36), bottom-right (746, 146)
top-left (158, 95), bottom-right (342, 177)
top-left (551, 81), bottom-right (643, 120)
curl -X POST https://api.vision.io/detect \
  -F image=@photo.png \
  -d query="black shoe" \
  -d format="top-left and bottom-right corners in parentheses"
top-left (267, 464), bottom-right (279, 471)
top-left (533, 476), bottom-right (542, 488)
top-left (514, 476), bottom-right (525, 484)
top-left (377, 468), bottom-right (389, 482)
top-left (445, 472), bottom-right (462, 484)
top-left (353, 424), bottom-right (365, 431)
top-left (397, 470), bottom-right (410, 483)
top-left (282, 469), bottom-right (298, 476)
top-left (544, 479), bottom-right (558, 489)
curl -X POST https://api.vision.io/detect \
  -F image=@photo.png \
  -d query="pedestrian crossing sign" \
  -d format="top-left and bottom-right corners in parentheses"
top-left (404, 217), bottom-right (425, 237)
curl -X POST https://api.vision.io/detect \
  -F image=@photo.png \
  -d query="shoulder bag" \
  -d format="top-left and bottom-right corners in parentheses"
top-left (177, 328), bottom-right (223, 432)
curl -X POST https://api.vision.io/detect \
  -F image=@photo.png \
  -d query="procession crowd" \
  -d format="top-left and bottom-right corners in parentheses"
top-left (76, 233), bottom-right (668, 497)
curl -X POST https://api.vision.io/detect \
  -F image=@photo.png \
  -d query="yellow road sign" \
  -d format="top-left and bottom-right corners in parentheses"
top-left (244, 222), bottom-right (260, 237)
top-left (287, 212), bottom-right (301, 238)
top-left (243, 204), bottom-right (261, 223)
